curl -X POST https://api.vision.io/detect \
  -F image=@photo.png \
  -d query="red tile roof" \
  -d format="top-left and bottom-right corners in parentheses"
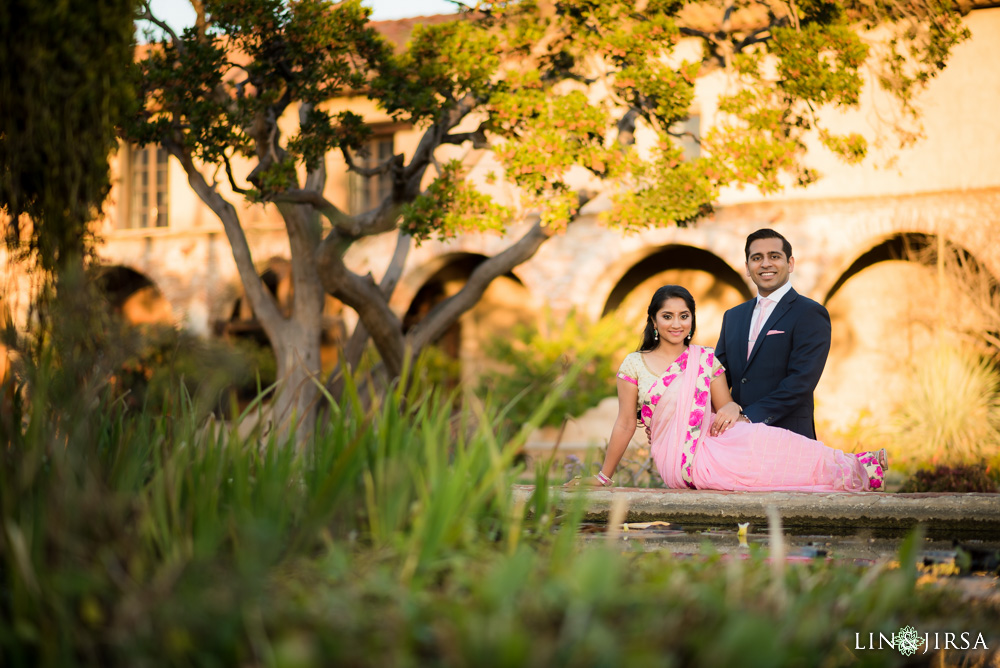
top-left (372, 13), bottom-right (464, 50)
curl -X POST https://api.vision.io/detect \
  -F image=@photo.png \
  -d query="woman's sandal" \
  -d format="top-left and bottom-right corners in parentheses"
top-left (857, 448), bottom-right (888, 490)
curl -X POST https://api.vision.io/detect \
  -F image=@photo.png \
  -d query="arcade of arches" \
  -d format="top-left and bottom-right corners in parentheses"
top-left (78, 231), bottom-right (997, 451)
top-left (401, 234), bottom-right (998, 450)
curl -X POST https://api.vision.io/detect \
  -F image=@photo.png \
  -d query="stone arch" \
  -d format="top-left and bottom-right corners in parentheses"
top-left (96, 265), bottom-right (174, 326)
top-left (395, 251), bottom-right (528, 318)
top-left (816, 231), bottom-right (998, 437)
top-left (403, 252), bottom-right (533, 385)
top-left (599, 245), bottom-right (752, 347)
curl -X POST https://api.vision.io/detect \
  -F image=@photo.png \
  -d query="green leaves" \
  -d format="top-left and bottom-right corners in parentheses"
top-left (127, 0), bottom-right (391, 198)
top-left (1, 0), bottom-right (136, 273)
top-left (376, 19), bottom-right (500, 123)
top-left (772, 23), bottom-right (869, 107)
top-left (401, 160), bottom-right (511, 244)
top-left (477, 309), bottom-right (633, 429)
top-left (616, 60), bottom-right (698, 130)
top-left (126, 0), bottom-right (972, 241)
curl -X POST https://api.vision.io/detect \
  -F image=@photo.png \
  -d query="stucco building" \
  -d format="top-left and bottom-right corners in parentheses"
top-left (5, 7), bottom-right (999, 449)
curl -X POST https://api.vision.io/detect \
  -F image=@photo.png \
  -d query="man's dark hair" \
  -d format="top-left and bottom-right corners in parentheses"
top-left (745, 228), bottom-right (792, 260)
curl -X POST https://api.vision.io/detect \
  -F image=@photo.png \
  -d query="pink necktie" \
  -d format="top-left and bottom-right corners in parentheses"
top-left (748, 298), bottom-right (773, 359)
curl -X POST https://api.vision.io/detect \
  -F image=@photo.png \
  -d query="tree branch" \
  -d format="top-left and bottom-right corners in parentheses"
top-left (734, 17), bottom-right (789, 53)
top-left (273, 201), bottom-right (325, 325)
top-left (679, 26), bottom-right (717, 42)
top-left (442, 124), bottom-right (490, 148)
top-left (343, 148), bottom-right (394, 178)
top-left (403, 93), bottom-right (478, 183)
top-left (617, 108), bottom-right (640, 146)
top-left (267, 188), bottom-right (359, 232)
top-left (136, 1), bottom-right (183, 48)
top-left (190, 0), bottom-right (207, 34)
top-left (163, 138), bottom-right (285, 339)
top-left (316, 233), bottom-right (407, 377)
top-left (407, 217), bottom-right (552, 353)
top-left (324, 230), bottom-right (413, 398)
top-left (223, 152), bottom-right (251, 195)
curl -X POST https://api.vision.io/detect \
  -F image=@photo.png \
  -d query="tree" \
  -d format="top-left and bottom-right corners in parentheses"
top-left (1, 0), bottom-right (137, 411)
top-left (1, 0), bottom-right (136, 274)
top-left (125, 0), bottom-right (970, 429)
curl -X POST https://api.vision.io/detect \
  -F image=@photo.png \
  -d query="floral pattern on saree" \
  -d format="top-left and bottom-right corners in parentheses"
top-left (642, 347), bottom-right (722, 489)
top-left (679, 348), bottom-right (716, 489)
top-left (640, 350), bottom-right (689, 441)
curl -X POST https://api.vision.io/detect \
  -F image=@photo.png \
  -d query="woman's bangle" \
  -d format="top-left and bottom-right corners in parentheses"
top-left (595, 471), bottom-right (613, 486)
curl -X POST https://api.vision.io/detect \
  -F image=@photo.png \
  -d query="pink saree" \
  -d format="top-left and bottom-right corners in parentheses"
top-left (647, 345), bottom-right (873, 492)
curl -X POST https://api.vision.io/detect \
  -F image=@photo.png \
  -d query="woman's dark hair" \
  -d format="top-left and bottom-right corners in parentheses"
top-left (639, 285), bottom-right (696, 352)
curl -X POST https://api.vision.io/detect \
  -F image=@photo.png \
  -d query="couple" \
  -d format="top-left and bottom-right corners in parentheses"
top-left (590, 229), bottom-right (887, 492)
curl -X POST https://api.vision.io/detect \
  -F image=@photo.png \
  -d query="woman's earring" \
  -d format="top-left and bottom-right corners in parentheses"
top-left (653, 329), bottom-right (659, 341)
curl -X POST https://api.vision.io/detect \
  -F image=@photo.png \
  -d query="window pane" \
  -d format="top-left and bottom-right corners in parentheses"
top-left (348, 135), bottom-right (396, 214)
top-left (378, 137), bottom-right (393, 160)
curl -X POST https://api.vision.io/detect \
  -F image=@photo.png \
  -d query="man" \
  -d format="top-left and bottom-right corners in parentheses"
top-left (715, 228), bottom-right (831, 439)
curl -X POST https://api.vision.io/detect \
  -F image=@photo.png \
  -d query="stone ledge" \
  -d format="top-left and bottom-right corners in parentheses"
top-left (512, 485), bottom-right (1000, 537)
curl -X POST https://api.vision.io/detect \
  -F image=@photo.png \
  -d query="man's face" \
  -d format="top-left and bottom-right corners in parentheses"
top-left (746, 238), bottom-right (794, 297)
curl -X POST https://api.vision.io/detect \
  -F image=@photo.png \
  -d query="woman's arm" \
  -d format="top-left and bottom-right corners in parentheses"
top-left (709, 374), bottom-right (744, 436)
top-left (593, 378), bottom-right (639, 484)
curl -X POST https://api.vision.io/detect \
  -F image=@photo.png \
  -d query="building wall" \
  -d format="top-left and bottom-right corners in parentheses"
top-left (9, 8), bottom-right (993, 446)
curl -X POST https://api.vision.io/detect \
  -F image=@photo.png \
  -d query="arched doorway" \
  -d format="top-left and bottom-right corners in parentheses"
top-left (96, 265), bottom-right (173, 325)
top-left (817, 233), bottom-right (998, 437)
top-left (404, 254), bottom-right (533, 385)
top-left (602, 245), bottom-right (751, 347)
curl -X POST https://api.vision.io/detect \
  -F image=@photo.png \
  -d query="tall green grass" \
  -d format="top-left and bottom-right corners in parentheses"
top-left (2, 356), bottom-right (996, 666)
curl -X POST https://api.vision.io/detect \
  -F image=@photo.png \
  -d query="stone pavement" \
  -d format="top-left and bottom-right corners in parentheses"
top-left (512, 485), bottom-right (1000, 538)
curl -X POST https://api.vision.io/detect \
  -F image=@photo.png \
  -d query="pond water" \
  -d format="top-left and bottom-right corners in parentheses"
top-left (579, 521), bottom-right (1000, 572)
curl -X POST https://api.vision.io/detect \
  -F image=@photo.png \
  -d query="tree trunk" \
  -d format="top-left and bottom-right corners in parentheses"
top-left (269, 321), bottom-right (322, 443)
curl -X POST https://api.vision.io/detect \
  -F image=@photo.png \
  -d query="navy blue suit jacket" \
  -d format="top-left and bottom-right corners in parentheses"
top-left (714, 288), bottom-right (831, 439)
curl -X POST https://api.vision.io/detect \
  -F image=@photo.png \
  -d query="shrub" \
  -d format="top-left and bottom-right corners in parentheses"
top-left (116, 324), bottom-right (276, 415)
top-left (884, 344), bottom-right (1000, 469)
top-left (898, 463), bottom-right (999, 493)
top-left (477, 309), bottom-right (633, 428)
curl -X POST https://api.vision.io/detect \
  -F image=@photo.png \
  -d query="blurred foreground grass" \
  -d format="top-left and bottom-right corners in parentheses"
top-left (2, 360), bottom-right (998, 667)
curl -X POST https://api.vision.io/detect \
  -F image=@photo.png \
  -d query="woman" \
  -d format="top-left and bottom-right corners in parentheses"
top-left (586, 285), bottom-right (886, 491)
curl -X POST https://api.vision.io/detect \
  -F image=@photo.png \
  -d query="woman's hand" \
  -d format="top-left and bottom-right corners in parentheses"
top-left (563, 473), bottom-right (612, 489)
top-left (711, 401), bottom-right (742, 436)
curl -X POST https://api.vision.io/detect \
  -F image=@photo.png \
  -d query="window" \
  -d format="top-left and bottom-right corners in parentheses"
top-left (348, 135), bottom-right (394, 215)
top-left (120, 144), bottom-right (169, 229)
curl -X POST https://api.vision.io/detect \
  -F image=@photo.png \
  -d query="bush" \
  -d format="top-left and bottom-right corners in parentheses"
top-left (898, 463), bottom-right (999, 493)
top-left (477, 309), bottom-right (633, 428)
top-left (884, 344), bottom-right (1000, 470)
top-left (116, 324), bottom-right (276, 415)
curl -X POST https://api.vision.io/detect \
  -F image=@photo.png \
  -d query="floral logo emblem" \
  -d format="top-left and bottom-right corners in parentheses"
top-left (896, 626), bottom-right (925, 656)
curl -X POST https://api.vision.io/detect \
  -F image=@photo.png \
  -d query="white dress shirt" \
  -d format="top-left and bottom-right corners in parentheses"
top-left (747, 281), bottom-right (793, 348)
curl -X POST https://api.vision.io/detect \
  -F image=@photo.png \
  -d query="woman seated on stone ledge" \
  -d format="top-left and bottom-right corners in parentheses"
top-left (572, 285), bottom-right (887, 492)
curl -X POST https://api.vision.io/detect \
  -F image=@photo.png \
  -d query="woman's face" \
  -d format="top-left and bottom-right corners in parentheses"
top-left (652, 297), bottom-right (692, 345)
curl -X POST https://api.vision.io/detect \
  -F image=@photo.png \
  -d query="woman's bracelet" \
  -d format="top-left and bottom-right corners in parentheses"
top-left (595, 471), bottom-right (613, 486)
